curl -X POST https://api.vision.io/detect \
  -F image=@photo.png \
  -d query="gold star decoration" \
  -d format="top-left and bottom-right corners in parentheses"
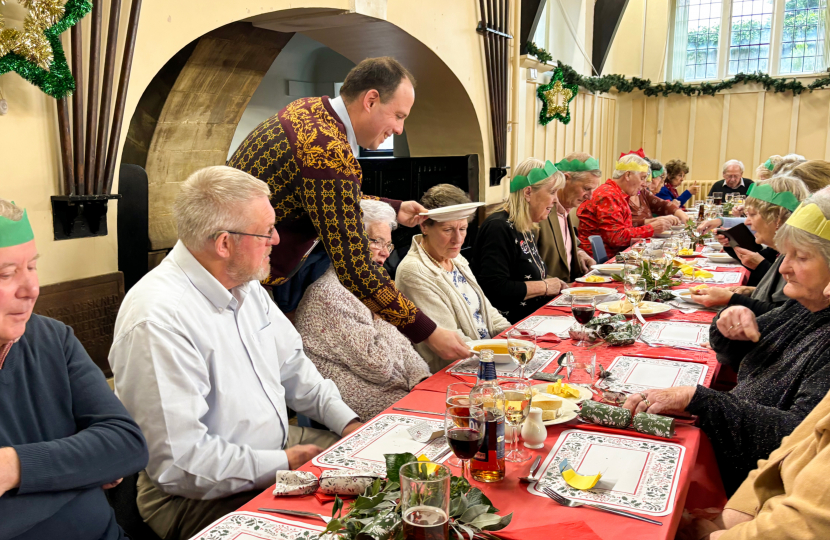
top-left (0, 0), bottom-right (66, 69)
top-left (537, 68), bottom-right (579, 126)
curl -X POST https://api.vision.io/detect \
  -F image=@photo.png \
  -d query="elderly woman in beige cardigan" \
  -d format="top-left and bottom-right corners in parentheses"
top-left (396, 184), bottom-right (511, 373)
top-left (294, 199), bottom-right (431, 421)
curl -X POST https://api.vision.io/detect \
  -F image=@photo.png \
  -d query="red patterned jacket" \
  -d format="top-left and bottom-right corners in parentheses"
top-left (577, 180), bottom-right (655, 258)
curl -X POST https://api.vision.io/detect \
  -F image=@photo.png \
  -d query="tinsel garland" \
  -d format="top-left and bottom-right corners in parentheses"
top-left (526, 41), bottom-right (830, 97)
top-left (0, 0), bottom-right (93, 99)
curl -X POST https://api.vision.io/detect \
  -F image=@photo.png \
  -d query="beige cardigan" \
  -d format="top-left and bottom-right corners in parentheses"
top-left (721, 387), bottom-right (830, 539)
top-left (395, 235), bottom-right (511, 373)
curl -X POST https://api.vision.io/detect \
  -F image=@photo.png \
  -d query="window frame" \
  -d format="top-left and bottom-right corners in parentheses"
top-left (671, 0), bottom-right (827, 82)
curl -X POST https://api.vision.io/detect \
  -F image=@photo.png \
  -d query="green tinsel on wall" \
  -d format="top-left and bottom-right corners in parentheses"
top-left (527, 41), bottom-right (830, 97)
top-left (0, 0), bottom-right (93, 100)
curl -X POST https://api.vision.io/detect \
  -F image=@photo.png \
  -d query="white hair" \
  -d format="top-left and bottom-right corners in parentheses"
top-left (360, 199), bottom-right (397, 231)
top-left (611, 154), bottom-right (648, 180)
top-left (723, 159), bottom-right (745, 174)
top-left (173, 166), bottom-right (271, 251)
top-left (0, 199), bottom-right (24, 221)
top-left (775, 187), bottom-right (830, 267)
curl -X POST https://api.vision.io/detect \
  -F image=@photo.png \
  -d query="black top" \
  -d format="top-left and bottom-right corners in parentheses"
top-left (727, 254), bottom-right (787, 316)
top-left (0, 315), bottom-right (148, 540)
top-left (687, 300), bottom-right (830, 495)
top-left (472, 210), bottom-right (549, 323)
top-left (708, 178), bottom-right (754, 197)
top-left (723, 246), bottom-right (777, 287)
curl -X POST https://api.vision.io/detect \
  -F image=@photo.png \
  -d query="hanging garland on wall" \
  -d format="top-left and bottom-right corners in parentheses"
top-left (527, 41), bottom-right (830, 98)
top-left (0, 0), bottom-right (92, 99)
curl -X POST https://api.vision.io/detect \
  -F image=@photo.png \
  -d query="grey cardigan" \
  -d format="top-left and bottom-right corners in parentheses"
top-left (395, 235), bottom-right (511, 373)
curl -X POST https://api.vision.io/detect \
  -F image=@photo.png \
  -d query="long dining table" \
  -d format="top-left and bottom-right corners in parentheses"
top-left (236, 250), bottom-right (750, 540)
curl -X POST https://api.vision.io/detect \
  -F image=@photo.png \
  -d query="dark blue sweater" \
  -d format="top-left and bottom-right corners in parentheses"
top-left (0, 315), bottom-right (148, 540)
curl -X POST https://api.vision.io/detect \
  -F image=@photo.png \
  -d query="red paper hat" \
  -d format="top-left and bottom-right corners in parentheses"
top-left (619, 148), bottom-right (646, 160)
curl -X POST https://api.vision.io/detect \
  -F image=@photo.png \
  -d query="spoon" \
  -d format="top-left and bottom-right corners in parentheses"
top-left (519, 455), bottom-right (542, 483)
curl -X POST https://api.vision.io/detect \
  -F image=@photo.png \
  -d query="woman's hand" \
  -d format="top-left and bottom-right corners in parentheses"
top-left (689, 286), bottom-right (733, 307)
top-left (697, 219), bottom-right (722, 234)
top-left (729, 285), bottom-right (755, 296)
top-left (689, 183), bottom-right (700, 195)
top-left (716, 306), bottom-right (761, 342)
top-left (716, 232), bottom-right (730, 247)
top-left (734, 247), bottom-right (764, 270)
top-left (622, 387), bottom-right (696, 416)
top-left (544, 278), bottom-right (567, 296)
top-left (731, 204), bottom-right (745, 217)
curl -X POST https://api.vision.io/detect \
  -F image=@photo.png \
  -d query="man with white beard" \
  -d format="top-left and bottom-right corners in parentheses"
top-left (109, 166), bottom-right (361, 540)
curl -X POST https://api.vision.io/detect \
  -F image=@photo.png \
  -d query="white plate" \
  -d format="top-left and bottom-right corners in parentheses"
top-left (655, 231), bottom-right (673, 238)
top-left (706, 253), bottom-right (739, 263)
top-left (596, 300), bottom-right (672, 316)
top-left (468, 338), bottom-right (532, 365)
top-left (591, 264), bottom-right (636, 275)
top-left (704, 242), bottom-right (724, 252)
top-left (670, 289), bottom-right (699, 304)
top-left (671, 225), bottom-right (686, 231)
top-left (531, 383), bottom-right (592, 405)
top-left (574, 275), bottom-right (614, 284)
top-left (418, 202), bottom-right (485, 222)
top-left (562, 286), bottom-right (619, 297)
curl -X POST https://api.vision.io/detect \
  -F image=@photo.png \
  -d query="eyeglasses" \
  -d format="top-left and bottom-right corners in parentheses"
top-left (368, 237), bottom-right (394, 252)
top-left (216, 228), bottom-right (275, 241)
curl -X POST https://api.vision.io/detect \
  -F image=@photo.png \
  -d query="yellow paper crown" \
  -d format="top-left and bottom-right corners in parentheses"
top-left (787, 203), bottom-right (830, 242)
top-left (614, 161), bottom-right (650, 173)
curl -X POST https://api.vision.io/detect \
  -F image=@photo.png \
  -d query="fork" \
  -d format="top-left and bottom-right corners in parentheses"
top-left (542, 487), bottom-right (663, 525)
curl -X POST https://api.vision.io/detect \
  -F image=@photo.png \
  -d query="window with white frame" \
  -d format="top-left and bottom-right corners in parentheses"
top-left (673, 0), bottom-right (828, 81)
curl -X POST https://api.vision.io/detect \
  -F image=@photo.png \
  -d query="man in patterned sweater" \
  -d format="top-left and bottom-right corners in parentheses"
top-left (577, 152), bottom-right (670, 258)
top-left (228, 57), bottom-right (468, 361)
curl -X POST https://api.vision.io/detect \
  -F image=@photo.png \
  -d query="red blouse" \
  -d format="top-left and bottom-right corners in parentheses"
top-left (577, 180), bottom-right (655, 258)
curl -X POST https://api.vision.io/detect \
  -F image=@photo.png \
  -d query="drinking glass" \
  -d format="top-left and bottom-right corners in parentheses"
top-left (569, 295), bottom-right (596, 347)
top-left (725, 193), bottom-right (734, 203)
top-left (445, 383), bottom-right (473, 468)
top-left (649, 255), bottom-right (666, 286)
top-left (443, 407), bottom-right (485, 482)
top-left (506, 328), bottom-right (537, 380)
top-left (562, 351), bottom-right (597, 386)
top-left (630, 238), bottom-right (646, 258)
top-left (500, 379), bottom-right (533, 463)
top-left (400, 461), bottom-right (451, 540)
top-left (625, 277), bottom-right (647, 310)
top-left (713, 192), bottom-right (724, 206)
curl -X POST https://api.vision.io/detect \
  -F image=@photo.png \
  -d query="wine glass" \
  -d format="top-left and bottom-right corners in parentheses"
top-left (569, 295), bottom-right (596, 347)
top-left (500, 379), bottom-right (533, 463)
top-left (445, 383), bottom-right (473, 468)
top-left (625, 277), bottom-right (647, 313)
top-left (506, 328), bottom-right (537, 380)
top-left (649, 255), bottom-right (666, 287)
top-left (444, 407), bottom-right (486, 482)
top-left (562, 351), bottom-right (597, 386)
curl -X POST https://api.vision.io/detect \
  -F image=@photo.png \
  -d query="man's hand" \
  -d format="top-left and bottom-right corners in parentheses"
top-left (102, 478), bottom-right (123, 490)
top-left (0, 447), bottom-right (21, 497)
top-left (577, 252), bottom-right (595, 274)
top-left (734, 247), bottom-right (764, 270)
top-left (286, 444), bottom-right (325, 470)
top-left (716, 306), bottom-right (761, 342)
top-left (397, 201), bottom-right (429, 227)
top-left (341, 420), bottom-right (363, 438)
top-left (425, 327), bottom-right (471, 361)
top-left (697, 219), bottom-right (722, 234)
top-left (731, 204), bottom-right (745, 217)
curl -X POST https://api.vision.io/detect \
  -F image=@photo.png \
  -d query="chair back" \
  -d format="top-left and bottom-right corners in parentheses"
top-left (589, 235), bottom-right (608, 264)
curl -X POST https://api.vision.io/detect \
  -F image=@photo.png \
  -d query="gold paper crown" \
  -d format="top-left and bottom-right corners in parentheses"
top-left (787, 203), bottom-right (830, 242)
top-left (614, 161), bottom-right (650, 173)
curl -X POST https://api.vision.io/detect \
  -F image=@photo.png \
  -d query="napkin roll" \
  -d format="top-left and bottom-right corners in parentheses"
top-left (579, 400), bottom-right (631, 428)
top-left (633, 412), bottom-right (676, 438)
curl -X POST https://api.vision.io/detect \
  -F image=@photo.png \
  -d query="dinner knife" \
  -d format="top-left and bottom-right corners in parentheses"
top-left (257, 508), bottom-right (332, 524)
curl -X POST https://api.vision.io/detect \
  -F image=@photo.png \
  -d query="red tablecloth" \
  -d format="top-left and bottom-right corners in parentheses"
top-left (239, 255), bottom-right (743, 539)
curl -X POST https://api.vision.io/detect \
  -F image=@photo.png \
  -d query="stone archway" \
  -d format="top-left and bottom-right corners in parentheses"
top-left (126, 7), bottom-right (484, 251)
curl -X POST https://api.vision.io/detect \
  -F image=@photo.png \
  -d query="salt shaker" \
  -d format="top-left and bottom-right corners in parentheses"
top-left (522, 407), bottom-right (547, 449)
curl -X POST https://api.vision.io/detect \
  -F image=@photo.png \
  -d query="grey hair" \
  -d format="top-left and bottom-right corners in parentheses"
top-left (567, 169), bottom-right (603, 183)
top-left (723, 159), bottom-right (745, 174)
top-left (0, 199), bottom-right (24, 221)
top-left (173, 165), bottom-right (271, 251)
top-left (611, 154), bottom-right (648, 180)
top-left (360, 199), bottom-right (398, 231)
top-left (775, 187), bottom-right (830, 268)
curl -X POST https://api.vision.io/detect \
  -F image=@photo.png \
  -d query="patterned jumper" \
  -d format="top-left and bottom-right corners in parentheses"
top-left (577, 180), bottom-right (655, 258)
top-left (228, 97), bottom-right (435, 343)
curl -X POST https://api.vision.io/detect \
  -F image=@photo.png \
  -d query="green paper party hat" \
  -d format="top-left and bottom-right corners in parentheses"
top-left (746, 182), bottom-right (800, 212)
top-left (0, 207), bottom-right (35, 248)
top-left (651, 166), bottom-right (666, 178)
top-left (555, 156), bottom-right (600, 172)
top-left (510, 160), bottom-right (558, 193)
top-left (763, 158), bottom-right (775, 171)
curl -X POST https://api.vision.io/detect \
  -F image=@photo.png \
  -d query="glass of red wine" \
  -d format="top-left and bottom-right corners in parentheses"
top-left (444, 383), bottom-right (473, 468)
top-left (570, 295), bottom-right (596, 347)
top-left (444, 407), bottom-right (486, 482)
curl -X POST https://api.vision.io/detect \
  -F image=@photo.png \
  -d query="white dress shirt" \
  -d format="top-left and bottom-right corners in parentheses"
top-left (109, 241), bottom-right (357, 500)
top-left (330, 95), bottom-right (359, 157)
